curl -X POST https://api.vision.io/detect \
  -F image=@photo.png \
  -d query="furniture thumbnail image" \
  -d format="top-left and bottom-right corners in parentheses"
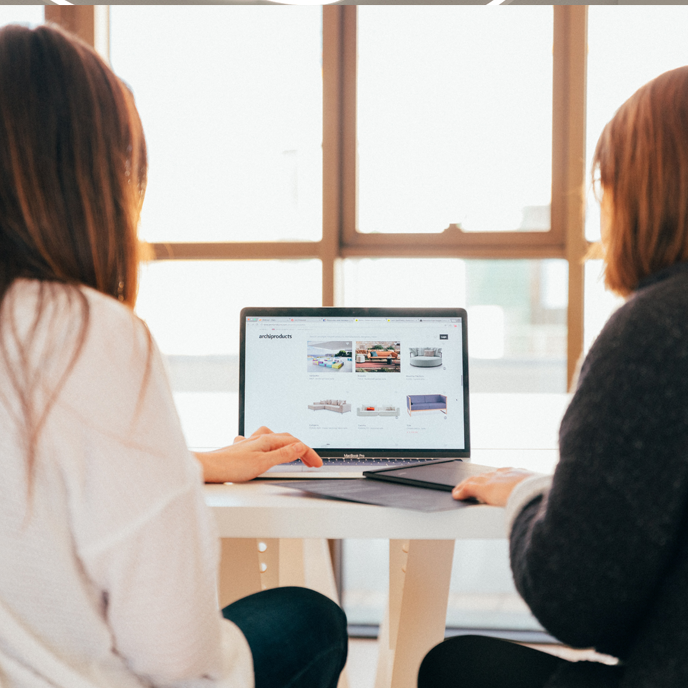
top-left (355, 342), bottom-right (401, 372)
top-left (409, 347), bottom-right (442, 368)
top-left (307, 341), bottom-right (353, 373)
top-left (357, 405), bottom-right (401, 417)
top-left (407, 394), bottom-right (447, 416)
top-left (308, 399), bottom-right (351, 414)
top-left (311, 358), bottom-right (344, 369)
top-left (366, 350), bottom-right (398, 361)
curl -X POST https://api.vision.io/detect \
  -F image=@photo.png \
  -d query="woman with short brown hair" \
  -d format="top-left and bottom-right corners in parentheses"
top-left (596, 65), bottom-right (688, 297)
top-left (0, 23), bottom-right (345, 688)
top-left (420, 66), bottom-right (688, 687)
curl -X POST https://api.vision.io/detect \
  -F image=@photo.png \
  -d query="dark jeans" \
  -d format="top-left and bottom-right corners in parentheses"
top-left (419, 634), bottom-right (624, 688)
top-left (418, 635), bottom-right (566, 688)
top-left (222, 586), bottom-right (348, 688)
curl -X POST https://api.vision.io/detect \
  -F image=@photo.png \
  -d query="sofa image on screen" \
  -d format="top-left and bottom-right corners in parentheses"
top-left (308, 399), bottom-right (351, 414)
top-left (311, 358), bottom-right (344, 369)
top-left (407, 394), bottom-right (447, 416)
top-left (357, 405), bottom-right (400, 417)
top-left (355, 343), bottom-right (402, 373)
top-left (409, 347), bottom-right (442, 368)
top-left (307, 342), bottom-right (352, 373)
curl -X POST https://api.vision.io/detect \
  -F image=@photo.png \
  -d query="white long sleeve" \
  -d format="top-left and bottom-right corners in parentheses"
top-left (0, 280), bottom-right (252, 688)
top-left (504, 474), bottom-right (553, 537)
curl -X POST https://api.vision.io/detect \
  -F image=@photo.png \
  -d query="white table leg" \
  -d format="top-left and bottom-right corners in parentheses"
top-left (374, 539), bottom-right (408, 688)
top-left (257, 538), bottom-right (286, 590)
top-left (275, 539), bottom-right (349, 688)
top-left (376, 539), bottom-right (455, 688)
top-left (302, 539), bottom-right (342, 605)
top-left (218, 538), bottom-right (262, 608)
top-left (373, 588), bottom-right (394, 688)
top-left (220, 538), bottom-right (349, 688)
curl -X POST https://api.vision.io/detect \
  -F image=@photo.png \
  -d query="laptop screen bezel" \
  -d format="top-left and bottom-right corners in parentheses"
top-left (239, 307), bottom-right (470, 459)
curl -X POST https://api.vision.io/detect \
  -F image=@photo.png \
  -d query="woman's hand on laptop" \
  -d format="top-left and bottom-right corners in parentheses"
top-left (452, 467), bottom-right (534, 507)
top-left (194, 427), bottom-right (322, 483)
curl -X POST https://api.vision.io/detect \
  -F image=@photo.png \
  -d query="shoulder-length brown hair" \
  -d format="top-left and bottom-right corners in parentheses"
top-left (0, 22), bottom-right (146, 304)
top-left (593, 66), bottom-right (688, 296)
top-left (0, 23), bottom-right (148, 494)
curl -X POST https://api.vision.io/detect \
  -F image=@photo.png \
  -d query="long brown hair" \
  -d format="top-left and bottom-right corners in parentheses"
top-left (0, 23), bottom-right (148, 490)
top-left (593, 66), bottom-right (688, 296)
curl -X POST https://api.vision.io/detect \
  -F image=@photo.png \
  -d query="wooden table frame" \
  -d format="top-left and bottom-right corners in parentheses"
top-left (218, 536), bottom-right (458, 688)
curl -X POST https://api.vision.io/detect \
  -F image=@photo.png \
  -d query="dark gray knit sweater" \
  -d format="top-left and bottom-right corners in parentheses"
top-left (510, 261), bottom-right (688, 688)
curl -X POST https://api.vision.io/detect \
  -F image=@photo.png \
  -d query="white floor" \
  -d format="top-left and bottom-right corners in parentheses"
top-left (346, 639), bottom-right (378, 688)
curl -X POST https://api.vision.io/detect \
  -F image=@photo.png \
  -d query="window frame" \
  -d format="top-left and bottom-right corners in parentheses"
top-left (340, 7), bottom-right (566, 253)
top-left (45, 5), bottom-right (588, 389)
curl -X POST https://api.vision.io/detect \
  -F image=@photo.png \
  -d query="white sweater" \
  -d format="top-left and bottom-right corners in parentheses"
top-left (0, 280), bottom-right (253, 688)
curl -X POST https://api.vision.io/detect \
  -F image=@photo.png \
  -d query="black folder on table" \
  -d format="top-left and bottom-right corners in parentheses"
top-left (275, 459), bottom-right (496, 512)
top-left (363, 458), bottom-right (494, 491)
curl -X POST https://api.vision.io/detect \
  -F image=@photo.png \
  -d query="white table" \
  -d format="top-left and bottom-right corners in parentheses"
top-left (207, 482), bottom-right (501, 688)
top-left (203, 395), bottom-right (568, 688)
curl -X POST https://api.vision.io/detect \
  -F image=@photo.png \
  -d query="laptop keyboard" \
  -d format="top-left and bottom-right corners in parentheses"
top-left (287, 458), bottom-right (440, 467)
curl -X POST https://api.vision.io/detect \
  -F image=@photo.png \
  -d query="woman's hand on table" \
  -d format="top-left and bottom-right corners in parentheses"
top-left (452, 467), bottom-right (535, 507)
top-left (194, 426), bottom-right (322, 483)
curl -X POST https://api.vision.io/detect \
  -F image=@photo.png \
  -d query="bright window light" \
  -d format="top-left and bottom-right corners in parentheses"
top-left (468, 305), bottom-right (505, 360)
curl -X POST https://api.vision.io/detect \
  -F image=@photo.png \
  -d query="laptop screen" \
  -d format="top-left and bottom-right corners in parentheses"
top-left (240, 308), bottom-right (469, 459)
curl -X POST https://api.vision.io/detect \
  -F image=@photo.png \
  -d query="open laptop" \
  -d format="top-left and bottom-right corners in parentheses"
top-left (240, 307), bottom-right (470, 478)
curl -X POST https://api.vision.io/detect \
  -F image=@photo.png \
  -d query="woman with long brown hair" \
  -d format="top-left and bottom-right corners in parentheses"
top-left (0, 23), bottom-right (346, 688)
top-left (418, 65), bottom-right (688, 687)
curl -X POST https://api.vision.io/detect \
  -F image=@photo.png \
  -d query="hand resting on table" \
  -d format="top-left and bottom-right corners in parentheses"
top-left (452, 467), bottom-right (535, 507)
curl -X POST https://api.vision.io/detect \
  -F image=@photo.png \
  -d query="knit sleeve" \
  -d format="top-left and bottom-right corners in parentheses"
top-left (509, 289), bottom-right (688, 658)
top-left (504, 474), bottom-right (552, 536)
